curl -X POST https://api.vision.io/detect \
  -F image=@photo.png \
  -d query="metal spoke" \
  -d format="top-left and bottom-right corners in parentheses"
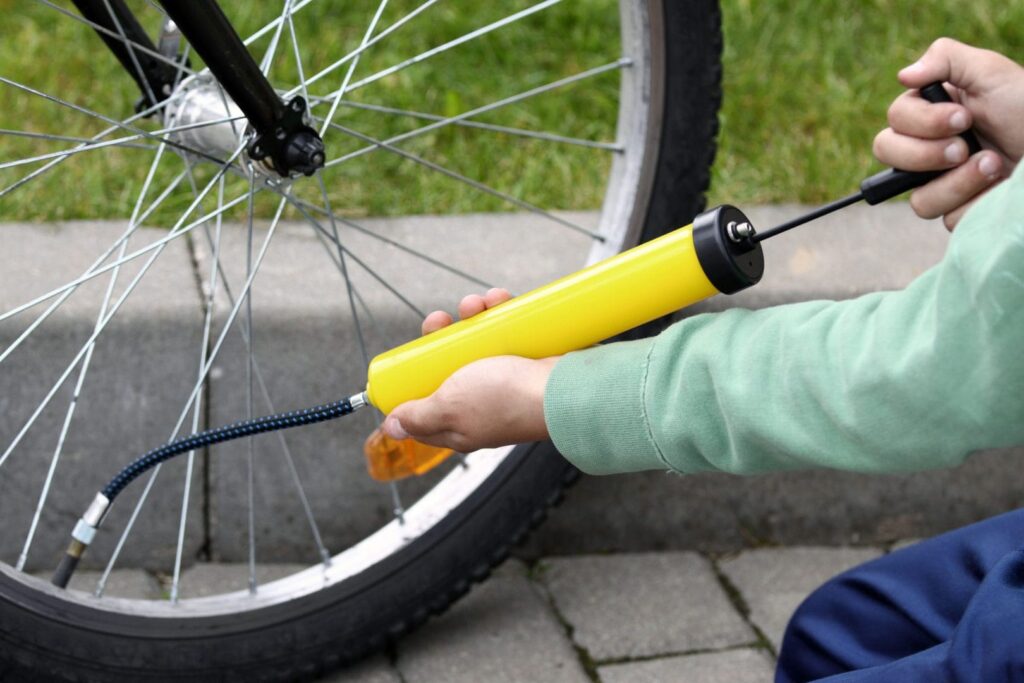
top-left (315, 174), bottom-right (370, 366)
top-left (0, 128), bottom-right (158, 151)
top-left (301, 210), bottom-right (409, 351)
top-left (101, 0), bottom-right (159, 107)
top-left (321, 100), bottom-right (622, 151)
top-left (326, 0), bottom-right (561, 97)
top-left (95, 467), bottom-right (156, 597)
top-left (0, 115), bottom-right (244, 171)
top-left (245, 168), bottom-right (258, 594)
top-left (290, 197), bottom-right (493, 290)
top-left (229, 0), bottom-right (315, 57)
top-left (350, 287), bottom-right (385, 347)
top-left (14, 247), bottom-right (124, 571)
top-left (194, 222), bottom-right (333, 569)
top-left (317, 0), bottom-right (390, 137)
top-left (322, 118), bottom-right (601, 239)
top-left (168, 169), bottom-right (222, 603)
top-left (388, 483), bottom-right (406, 524)
top-left (284, 0), bottom-right (309, 104)
top-left (276, 194), bottom-right (425, 319)
top-left (1, 136), bottom-right (166, 171)
top-left (0, 76), bottom-right (228, 167)
top-left (0, 155), bottom-right (244, 471)
top-left (0, 169), bottom-right (188, 367)
top-left (0, 96), bottom-right (176, 201)
top-left (283, 0), bottom-right (440, 98)
top-left (313, 175), bottom-right (408, 524)
top-left (35, 0), bottom-right (196, 80)
top-left (13, 138), bottom-right (178, 570)
top-left (143, 0), bottom-right (167, 15)
top-left (97, 194), bottom-right (289, 594)
top-left (0, 167), bottom-right (252, 326)
top-left (258, 0), bottom-right (294, 76)
top-left (324, 59), bottom-right (629, 168)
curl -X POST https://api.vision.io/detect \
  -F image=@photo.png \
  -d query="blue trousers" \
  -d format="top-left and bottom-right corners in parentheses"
top-left (776, 508), bottom-right (1024, 682)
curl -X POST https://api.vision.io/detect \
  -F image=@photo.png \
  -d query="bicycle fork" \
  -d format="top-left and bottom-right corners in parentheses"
top-left (70, 0), bottom-right (326, 177)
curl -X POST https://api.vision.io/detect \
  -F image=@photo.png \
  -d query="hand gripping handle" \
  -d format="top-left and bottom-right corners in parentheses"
top-left (860, 81), bottom-right (983, 205)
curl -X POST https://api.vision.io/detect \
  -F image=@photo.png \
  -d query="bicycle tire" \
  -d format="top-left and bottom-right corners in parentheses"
top-left (0, 0), bottom-right (722, 679)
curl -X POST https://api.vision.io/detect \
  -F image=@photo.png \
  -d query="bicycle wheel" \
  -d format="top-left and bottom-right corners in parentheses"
top-left (0, 0), bottom-right (721, 680)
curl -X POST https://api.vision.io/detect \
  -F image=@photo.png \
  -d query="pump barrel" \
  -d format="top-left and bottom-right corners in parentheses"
top-left (365, 205), bottom-right (762, 414)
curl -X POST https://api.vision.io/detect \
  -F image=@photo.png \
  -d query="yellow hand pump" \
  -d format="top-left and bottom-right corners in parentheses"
top-left (363, 205), bottom-right (762, 414)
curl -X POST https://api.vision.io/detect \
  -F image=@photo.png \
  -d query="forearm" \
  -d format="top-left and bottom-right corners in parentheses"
top-left (546, 166), bottom-right (1024, 476)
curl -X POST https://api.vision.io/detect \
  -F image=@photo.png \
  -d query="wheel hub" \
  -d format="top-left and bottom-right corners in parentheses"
top-left (164, 77), bottom-right (325, 178)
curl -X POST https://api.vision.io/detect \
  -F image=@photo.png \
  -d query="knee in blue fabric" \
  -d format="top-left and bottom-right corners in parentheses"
top-left (776, 509), bottom-right (1024, 683)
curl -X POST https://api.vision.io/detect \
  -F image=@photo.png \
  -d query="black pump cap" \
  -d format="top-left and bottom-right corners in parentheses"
top-left (692, 205), bottom-right (764, 294)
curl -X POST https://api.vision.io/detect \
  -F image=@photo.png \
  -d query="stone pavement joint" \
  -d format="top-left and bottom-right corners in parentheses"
top-left (394, 560), bottom-right (590, 683)
top-left (598, 648), bottom-right (775, 683)
top-left (719, 547), bottom-right (884, 651)
top-left (708, 554), bottom-right (779, 657)
top-left (528, 561), bottom-right (603, 683)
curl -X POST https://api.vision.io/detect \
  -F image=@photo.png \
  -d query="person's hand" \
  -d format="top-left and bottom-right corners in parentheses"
top-left (873, 38), bottom-right (1024, 230)
top-left (381, 288), bottom-right (558, 452)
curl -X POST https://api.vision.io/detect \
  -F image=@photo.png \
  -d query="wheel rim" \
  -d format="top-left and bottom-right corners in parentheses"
top-left (0, 0), bottom-right (660, 615)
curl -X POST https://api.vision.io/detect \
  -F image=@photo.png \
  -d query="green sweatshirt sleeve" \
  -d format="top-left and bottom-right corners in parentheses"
top-left (544, 164), bottom-right (1024, 476)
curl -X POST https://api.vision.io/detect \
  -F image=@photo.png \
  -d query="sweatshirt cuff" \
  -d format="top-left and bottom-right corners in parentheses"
top-left (543, 338), bottom-right (671, 475)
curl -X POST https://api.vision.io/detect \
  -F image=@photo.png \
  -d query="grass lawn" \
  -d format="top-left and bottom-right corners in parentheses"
top-left (0, 0), bottom-right (1021, 223)
top-left (711, 0), bottom-right (1023, 206)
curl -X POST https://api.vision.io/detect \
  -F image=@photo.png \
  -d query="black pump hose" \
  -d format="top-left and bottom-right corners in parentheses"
top-left (53, 393), bottom-right (364, 588)
top-left (103, 396), bottom-right (358, 500)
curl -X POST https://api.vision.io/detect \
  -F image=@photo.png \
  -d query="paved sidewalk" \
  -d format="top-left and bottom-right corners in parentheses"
top-left (318, 545), bottom-right (887, 681)
top-left (52, 546), bottom-right (898, 682)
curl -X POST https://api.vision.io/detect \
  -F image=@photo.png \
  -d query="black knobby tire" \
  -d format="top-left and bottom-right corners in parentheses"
top-left (0, 1), bottom-right (722, 680)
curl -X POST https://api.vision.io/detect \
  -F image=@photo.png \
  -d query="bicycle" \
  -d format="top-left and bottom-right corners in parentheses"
top-left (0, 1), bottom-right (721, 679)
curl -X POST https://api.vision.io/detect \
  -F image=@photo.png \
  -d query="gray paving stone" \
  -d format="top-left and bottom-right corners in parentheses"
top-left (0, 221), bottom-right (204, 571)
top-left (719, 547), bottom-right (882, 650)
top-left (318, 655), bottom-right (402, 683)
top-left (396, 560), bottom-right (589, 683)
top-left (598, 648), bottom-right (775, 683)
top-left (540, 552), bottom-right (754, 661)
top-left (175, 562), bottom-right (309, 598)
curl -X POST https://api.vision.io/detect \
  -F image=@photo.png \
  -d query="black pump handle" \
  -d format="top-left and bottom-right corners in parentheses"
top-left (859, 81), bottom-right (983, 205)
top-left (918, 81), bottom-right (983, 154)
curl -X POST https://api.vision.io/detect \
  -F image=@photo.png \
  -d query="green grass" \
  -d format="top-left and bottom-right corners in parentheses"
top-left (1, 0), bottom-right (1021, 223)
top-left (710, 0), bottom-right (1024, 206)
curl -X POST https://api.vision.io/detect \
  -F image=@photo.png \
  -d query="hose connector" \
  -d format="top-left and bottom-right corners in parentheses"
top-left (349, 391), bottom-right (369, 411)
top-left (52, 493), bottom-right (110, 589)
